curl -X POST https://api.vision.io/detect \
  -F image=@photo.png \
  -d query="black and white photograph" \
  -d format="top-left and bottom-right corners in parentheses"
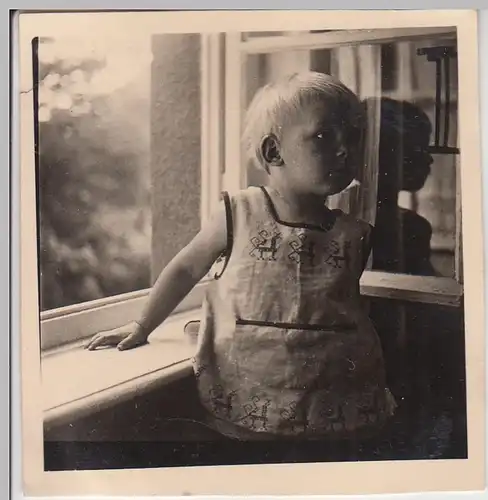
top-left (17, 9), bottom-right (484, 497)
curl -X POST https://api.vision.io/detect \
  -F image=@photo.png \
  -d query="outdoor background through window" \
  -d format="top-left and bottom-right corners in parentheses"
top-left (37, 36), bottom-right (152, 311)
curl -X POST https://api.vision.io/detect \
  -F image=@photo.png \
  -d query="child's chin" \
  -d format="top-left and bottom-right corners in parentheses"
top-left (321, 178), bottom-right (357, 196)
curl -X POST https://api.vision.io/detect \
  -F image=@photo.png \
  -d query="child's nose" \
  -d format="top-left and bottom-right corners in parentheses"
top-left (334, 130), bottom-right (348, 157)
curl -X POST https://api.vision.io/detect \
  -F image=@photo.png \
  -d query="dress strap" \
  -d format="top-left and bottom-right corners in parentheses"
top-left (214, 191), bottom-right (234, 279)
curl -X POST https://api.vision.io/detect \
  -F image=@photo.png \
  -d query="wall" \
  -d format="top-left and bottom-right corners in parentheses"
top-left (43, 376), bottom-right (225, 470)
top-left (150, 34), bottom-right (202, 281)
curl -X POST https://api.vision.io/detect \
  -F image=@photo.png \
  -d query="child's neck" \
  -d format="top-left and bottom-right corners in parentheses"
top-left (266, 183), bottom-right (330, 224)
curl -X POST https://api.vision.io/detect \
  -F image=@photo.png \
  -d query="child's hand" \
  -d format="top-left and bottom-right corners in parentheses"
top-left (84, 321), bottom-right (149, 351)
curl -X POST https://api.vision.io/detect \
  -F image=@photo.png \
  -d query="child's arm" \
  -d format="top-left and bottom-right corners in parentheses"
top-left (85, 203), bottom-right (228, 351)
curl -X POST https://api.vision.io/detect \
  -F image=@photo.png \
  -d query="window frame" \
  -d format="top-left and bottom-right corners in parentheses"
top-left (222, 28), bottom-right (463, 307)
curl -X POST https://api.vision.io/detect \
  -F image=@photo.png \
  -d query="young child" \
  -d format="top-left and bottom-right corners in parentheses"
top-left (86, 71), bottom-right (396, 446)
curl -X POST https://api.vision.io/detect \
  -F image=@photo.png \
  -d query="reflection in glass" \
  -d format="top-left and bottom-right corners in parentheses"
top-left (369, 98), bottom-right (437, 276)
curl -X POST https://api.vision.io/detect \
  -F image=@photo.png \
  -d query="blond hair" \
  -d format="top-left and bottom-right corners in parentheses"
top-left (242, 71), bottom-right (363, 169)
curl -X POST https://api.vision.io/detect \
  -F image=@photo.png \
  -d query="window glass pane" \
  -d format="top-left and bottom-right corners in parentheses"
top-left (37, 37), bottom-right (152, 311)
top-left (37, 33), bottom-right (201, 311)
top-left (372, 37), bottom-right (458, 278)
top-left (242, 33), bottom-right (459, 279)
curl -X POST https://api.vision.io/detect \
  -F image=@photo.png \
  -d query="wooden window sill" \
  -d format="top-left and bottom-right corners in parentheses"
top-left (360, 271), bottom-right (463, 307)
top-left (42, 271), bottom-right (462, 432)
top-left (43, 309), bottom-right (200, 432)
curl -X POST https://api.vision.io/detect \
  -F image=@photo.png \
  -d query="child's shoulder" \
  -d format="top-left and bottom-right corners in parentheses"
top-left (223, 186), bottom-right (266, 207)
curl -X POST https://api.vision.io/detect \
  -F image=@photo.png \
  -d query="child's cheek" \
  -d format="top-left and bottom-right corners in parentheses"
top-left (310, 143), bottom-right (331, 162)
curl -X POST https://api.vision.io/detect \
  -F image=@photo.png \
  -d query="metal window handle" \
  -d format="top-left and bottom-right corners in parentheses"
top-left (417, 45), bottom-right (459, 155)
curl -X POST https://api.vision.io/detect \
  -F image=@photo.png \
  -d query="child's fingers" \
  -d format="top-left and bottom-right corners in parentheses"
top-left (83, 336), bottom-right (95, 349)
top-left (86, 336), bottom-right (107, 351)
top-left (84, 334), bottom-right (102, 350)
top-left (86, 334), bottom-right (118, 351)
top-left (116, 338), bottom-right (130, 351)
top-left (117, 334), bottom-right (147, 351)
top-left (84, 329), bottom-right (115, 350)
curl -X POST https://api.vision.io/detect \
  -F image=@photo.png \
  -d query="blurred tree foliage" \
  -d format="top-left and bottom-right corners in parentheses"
top-left (38, 47), bottom-right (151, 311)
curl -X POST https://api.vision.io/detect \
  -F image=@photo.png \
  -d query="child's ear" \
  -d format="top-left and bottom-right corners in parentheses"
top-left (261, 134), bottom-right (284, 167)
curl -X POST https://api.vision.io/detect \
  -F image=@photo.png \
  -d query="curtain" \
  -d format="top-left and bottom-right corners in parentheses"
top-left (326, 44), bottom-right (382, 227)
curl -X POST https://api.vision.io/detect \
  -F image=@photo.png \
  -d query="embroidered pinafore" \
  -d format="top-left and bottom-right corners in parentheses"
top-left (192, 186), bottom-right (395, 440)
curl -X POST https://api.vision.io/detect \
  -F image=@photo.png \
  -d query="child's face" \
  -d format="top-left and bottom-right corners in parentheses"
top-left (277, 97), bottom-right (361, 196)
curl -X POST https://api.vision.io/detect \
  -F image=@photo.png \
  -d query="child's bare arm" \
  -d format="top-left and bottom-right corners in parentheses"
top-left (136, 204), bottom-right (227, 333)
top-left (85, 204), bottom-right (227, 351)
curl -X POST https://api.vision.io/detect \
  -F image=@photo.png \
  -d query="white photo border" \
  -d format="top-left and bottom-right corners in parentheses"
top-left (9, 5), bottom-right (488, 500)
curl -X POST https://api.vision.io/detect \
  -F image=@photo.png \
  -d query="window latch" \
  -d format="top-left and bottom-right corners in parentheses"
top-left (417, 45), bottom-right (459, 155)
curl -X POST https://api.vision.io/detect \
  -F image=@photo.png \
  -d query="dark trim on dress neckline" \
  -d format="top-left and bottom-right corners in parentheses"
top-left (259, 186), bottom-right (339, 232)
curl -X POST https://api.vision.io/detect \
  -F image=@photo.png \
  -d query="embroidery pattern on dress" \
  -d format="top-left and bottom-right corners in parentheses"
top-left (288, 234), bottom-right (316, 265)
top-left (315, 394), bottom-right (349, 433)
top-left (238, 395), bottom-right (272, 431)
top-left (280, 401), bottom-right (308, 433)
top-left (324, 240), bottom-right (351, 269)
top-left (249, 230), bottom-right (282, 261)
top-left (209, 385), bottom-right (237, 419)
